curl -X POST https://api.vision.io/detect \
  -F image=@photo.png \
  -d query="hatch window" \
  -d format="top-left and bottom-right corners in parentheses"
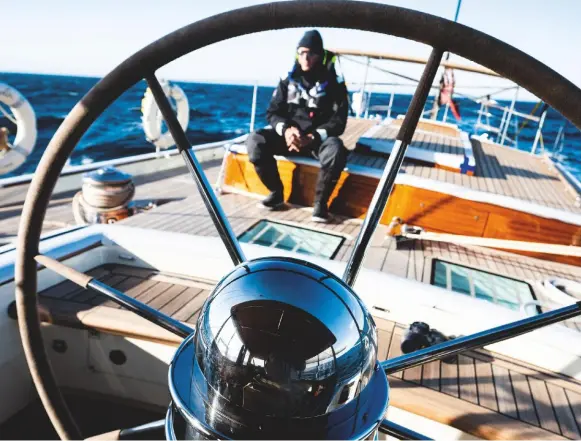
top-left (431, 259), bottom-right (536, 311)
top-left (238, 220), bottom-right (344, 259)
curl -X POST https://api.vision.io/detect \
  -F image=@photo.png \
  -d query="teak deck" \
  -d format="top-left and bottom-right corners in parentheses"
top-left (37, 264), bottom-right (581, 440)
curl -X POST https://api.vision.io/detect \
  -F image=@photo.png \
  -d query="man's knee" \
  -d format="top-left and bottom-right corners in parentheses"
top-left (246, 131), bottom-right (269, 164)
top-left (319, 137), bottom-right (347, 170)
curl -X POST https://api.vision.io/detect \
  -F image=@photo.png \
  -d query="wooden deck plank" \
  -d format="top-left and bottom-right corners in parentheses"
top-left (110, 266), bottom-right (155, 278)
top-left (480, 145), bottom-right (507, 195)
top-left (501, 158), bottom-right (527, 201)
top-left (338, 244), bottom-right (354, 263)
top-left (186, 306), bottom-right (206, 323)
top-left (473, 142), bottom-right (498, 194)
top-left (377, 329), bottom-right (392, 362)
top-left (512, 159), bottom-right (536, 202)
top-left (421, 360), bottom-right (441, 391)
top-left (440, 358), bottom-right (460, 398)
top-left (413, 239), bottom-right (425, 282)
top-left (159, 286), bottom-right (204, 317)
top-left (549, 173), bottom-right (578, 210)
top-left (374, 235), bottom-right (392, 272)
top-left (406, 239), bottom-right (417, 280)
top-left (373, 316), bottom-right (395, 333)
top-left (172, 289), bottom-right (209, 323)
top-left (429, 158), bottom-right (440, 182)
top-left (523, 155), bottom-right (569, 209)
top-left (458, 355), bottom-right (479, 405)
top-left (386, 326), bottom-right (404, 379)
top-left (382, 238), bottom-right (410, 278)
top-left (133, 280), bottom-right (174, 305)
top-left (475, 358), bottom-right (499, 411)
top-left (147, 284), bottom-right (189, 311)
top-left (90, 276), bottom-right (159, 308)
top-left (511, 371), bottom-right (541, 427)
top-left (403, 363), bottom-right (423, 385)
top-left (564, 389), bottom-right (581, 438)
top-left (364, 246), bottom-right (389, 272)
top-left (453, 163), bottom-right (464, 187)
top-left (492, 364), bottom-right (519, 419)
top-left (547, 383), bottom-right (581, 439)
top-left (525, 157), bottom-right (564, 208)
top-left (528, 376), bottom-right (562, 434)
top-left (420, 163), bottom-right (431, 179)
top-left (41, 280), bottom-right (85, 300)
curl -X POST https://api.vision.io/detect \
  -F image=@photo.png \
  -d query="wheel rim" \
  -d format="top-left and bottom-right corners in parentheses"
top-left (15, 1), bottom-right (581, 439)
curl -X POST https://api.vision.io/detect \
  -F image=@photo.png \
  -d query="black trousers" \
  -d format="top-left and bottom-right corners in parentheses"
top-left (246, 128), bottom-right (348, 207)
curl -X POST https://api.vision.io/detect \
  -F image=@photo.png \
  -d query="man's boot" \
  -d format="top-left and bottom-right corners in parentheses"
top-left (312, 168), bottom-right (337, 223)
top-left (312, 201), bottom-right (329, 223)
top-left (255, 164), bottom-right (285, 210)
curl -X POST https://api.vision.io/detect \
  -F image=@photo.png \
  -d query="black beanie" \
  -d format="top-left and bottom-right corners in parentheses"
top-left (297, 30), bottom-right (324, 54)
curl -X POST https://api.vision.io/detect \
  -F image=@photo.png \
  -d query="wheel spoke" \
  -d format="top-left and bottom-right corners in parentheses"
top-left (35, 255), bottom-right (194, 339)
top-left (118, 418), bottom-right (165, 439)
top-left (145, 75), bottom-right (246, 266)
top-left (381, 301), bottom-right (581, 374)
top-left (379, 419), bottom-right (432, 440)
top-left (87, 419), bottom-right (165, 440)
top-left (342, 48), bottom-right (444, 286)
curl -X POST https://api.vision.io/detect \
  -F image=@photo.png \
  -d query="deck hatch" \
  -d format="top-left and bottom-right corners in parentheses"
top-left (238, 220), bottom-right (344, 259)
top-left (431, 259), bottom-right (536, 311)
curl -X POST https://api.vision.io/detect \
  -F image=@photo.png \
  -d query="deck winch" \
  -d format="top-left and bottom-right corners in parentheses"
top-left (72, 166), bottom-right (135, 224)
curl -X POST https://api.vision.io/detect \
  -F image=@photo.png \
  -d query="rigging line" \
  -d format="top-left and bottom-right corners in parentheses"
top-left (346, 80), bottom-right (519, 90)
top-left (453, 0), bottom-right (463, 22)
top-left (445, 0), bottom-right (463, 61)
top-left (514, 101), bottom-right (547, 136)
top-left (346, 81), bottom-right (415, 87)
top-left (343, 55), bottom-right (493, 103)
top-left (473, 84), bottom-right (519, 101)
top-left (341, 55), bottom-right (432, 87)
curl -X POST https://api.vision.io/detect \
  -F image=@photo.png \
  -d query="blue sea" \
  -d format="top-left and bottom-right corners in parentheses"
top-left (0, 72), bottom-right (580, 180)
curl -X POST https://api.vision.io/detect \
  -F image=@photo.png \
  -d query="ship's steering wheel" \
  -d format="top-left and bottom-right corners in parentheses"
top-left (15, 1), bottom-right (581, 440)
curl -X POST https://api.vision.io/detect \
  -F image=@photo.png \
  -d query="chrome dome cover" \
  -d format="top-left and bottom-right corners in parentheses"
top-left (168, 257), bottom-right (389, 439)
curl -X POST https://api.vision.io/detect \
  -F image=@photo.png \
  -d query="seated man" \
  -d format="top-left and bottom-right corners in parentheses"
top-left (246, 30), bottom-right (349, 222)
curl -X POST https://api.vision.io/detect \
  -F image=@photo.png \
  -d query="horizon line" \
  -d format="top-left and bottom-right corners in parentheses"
top-left (0, 69), bottom-right (540, 103)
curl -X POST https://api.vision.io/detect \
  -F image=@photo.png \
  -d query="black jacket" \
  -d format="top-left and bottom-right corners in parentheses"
top-left (266, 51), bottom-right (348, 141)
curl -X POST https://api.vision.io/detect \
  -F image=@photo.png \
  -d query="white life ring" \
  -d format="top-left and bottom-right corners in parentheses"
top-left (141, 80), bottom-right (189, 150)
top-left (0, 83), bottom-right (37, 175)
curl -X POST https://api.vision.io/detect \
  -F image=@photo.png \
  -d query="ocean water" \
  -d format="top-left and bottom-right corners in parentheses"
top-left (0, 72), bottom-right (580, 181)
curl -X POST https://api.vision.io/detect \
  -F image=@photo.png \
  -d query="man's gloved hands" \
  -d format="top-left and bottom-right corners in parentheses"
top-left (284, 126), bottom-right (317, 152)
top-left (284, 126), bottom-right (301, 151)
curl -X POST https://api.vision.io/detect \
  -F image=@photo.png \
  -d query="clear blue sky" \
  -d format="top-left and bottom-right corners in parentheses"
top-left (3, 0), bottom-right (580, 100)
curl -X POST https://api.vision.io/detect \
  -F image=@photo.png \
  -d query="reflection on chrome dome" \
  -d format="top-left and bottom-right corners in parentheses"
top-left (168, 257), bottom-right (389, 439)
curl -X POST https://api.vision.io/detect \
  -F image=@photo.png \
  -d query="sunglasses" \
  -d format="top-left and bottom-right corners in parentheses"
top-left (297, 50), bottom-right (319, 59)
